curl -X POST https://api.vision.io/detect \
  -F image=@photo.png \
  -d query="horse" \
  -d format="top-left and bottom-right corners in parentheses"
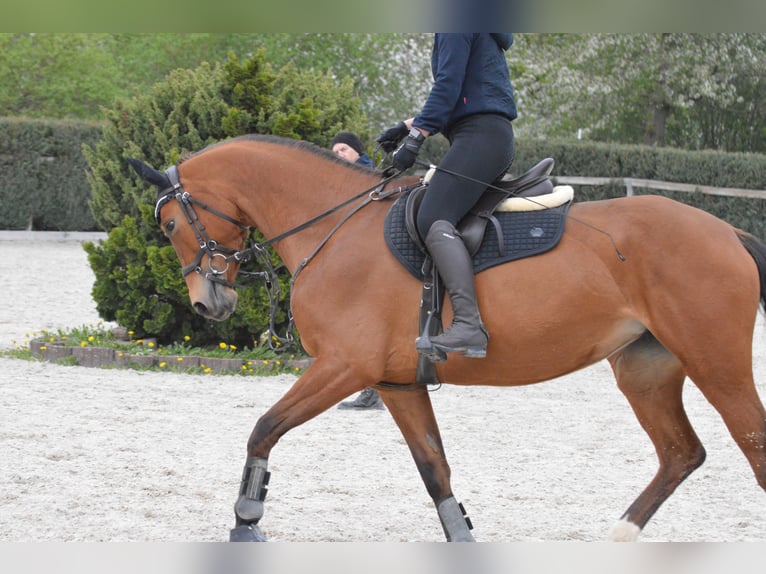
top-left (128, 134), bottom-right (766, 542)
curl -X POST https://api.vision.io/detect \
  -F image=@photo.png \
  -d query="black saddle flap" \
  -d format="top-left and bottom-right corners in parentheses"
top-left (385, 187), bottom-right (571, 280)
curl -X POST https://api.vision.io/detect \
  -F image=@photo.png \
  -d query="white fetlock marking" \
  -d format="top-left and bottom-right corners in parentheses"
top-left (609, 518), bottom-right (641, 542)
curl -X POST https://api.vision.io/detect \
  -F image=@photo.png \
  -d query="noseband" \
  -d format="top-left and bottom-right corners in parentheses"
top-left (156, 165), bottom-right (252, 289)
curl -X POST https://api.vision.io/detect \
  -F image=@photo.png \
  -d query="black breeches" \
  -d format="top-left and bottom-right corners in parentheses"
top-left (416, 113), bottom-right (515, 240)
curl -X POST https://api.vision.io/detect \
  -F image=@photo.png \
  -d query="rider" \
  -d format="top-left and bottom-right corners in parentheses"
top-left (377, 33), bottom-right (517, 360)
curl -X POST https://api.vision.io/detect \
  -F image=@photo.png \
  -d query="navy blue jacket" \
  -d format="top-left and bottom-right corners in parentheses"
top-left (356, 152), bottom-right (373, 168)
top-left (413, 33), bottom-right (517, 137)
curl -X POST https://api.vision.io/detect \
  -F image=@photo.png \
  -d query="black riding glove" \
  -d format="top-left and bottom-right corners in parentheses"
top-left (376, 121), bottom-right (409, 153)
top-left (392, 128), bottom-right (425, 172)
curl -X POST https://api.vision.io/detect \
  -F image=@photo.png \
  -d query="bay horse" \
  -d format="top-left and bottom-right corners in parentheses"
top-left (129, 135), bottom-right (766, 542)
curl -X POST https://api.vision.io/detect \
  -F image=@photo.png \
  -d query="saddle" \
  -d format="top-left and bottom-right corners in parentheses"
top-left (382, 158), bottom-right (572, 388)
top-left (404, 157), bottom-right (556, 256)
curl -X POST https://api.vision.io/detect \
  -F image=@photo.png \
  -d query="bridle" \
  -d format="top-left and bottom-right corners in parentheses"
top-left (156, 165), bottom-right (255, 290)
top-left (155, 164), bottom-right (413, 288)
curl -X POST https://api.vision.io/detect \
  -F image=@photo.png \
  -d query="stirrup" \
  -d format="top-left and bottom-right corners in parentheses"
top-left (427, 325), bottom-right (488, 359)
top-left (415, 334), bottom-right (448, 362)
top-left (431, 342), bottom-right (487, 359)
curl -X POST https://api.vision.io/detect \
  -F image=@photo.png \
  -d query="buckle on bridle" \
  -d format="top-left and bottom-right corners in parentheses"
top-left (206, 252), bottom-right (230, 276)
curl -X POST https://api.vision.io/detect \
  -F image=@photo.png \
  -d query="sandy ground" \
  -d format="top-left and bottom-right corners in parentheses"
top-left (1, 236), bottom-right (766, 544)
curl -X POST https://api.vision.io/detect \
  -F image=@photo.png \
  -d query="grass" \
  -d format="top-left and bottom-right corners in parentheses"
top-left (2, 322), bottom-right (309, 377)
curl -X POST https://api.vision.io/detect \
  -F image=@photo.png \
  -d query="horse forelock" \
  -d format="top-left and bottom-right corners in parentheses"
top-left (178, 134), bottom-right (377, 174)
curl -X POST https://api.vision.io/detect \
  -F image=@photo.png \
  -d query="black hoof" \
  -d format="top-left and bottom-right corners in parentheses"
top-left (229, 524), bottom-right (268, 542)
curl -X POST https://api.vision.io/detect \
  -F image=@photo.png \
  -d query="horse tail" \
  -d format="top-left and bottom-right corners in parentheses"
top-left (737, 229), bottom-right (766, 312)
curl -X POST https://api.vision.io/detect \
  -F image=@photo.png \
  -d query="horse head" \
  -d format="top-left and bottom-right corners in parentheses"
top-left (128, 157), bottom-right (248, 321)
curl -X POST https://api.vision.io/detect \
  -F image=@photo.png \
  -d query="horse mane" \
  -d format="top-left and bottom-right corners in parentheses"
top-left (179, 134), bottom-right (379, 175)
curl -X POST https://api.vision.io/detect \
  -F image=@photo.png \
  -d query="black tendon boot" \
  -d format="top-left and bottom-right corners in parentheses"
top-left (417, 220), bottom-right (488, 358)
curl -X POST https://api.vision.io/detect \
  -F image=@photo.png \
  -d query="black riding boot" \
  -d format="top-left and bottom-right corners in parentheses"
top-left (418, 220), bottom-right (488, 358)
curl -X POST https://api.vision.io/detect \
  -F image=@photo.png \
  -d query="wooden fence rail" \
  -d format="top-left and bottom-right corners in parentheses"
top-left (553, 176), bottom-right (766, 200)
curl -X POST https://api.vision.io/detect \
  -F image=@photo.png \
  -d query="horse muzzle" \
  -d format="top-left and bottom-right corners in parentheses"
top-left (190, 279), bottom-right (238, 321)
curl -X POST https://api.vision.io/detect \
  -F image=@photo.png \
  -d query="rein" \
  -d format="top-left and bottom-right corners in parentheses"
top-left (258, 173), bottom-right (402, 249)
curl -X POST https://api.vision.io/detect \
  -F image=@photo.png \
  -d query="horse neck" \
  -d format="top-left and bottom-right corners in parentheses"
top-left (227, 142), bottom-right (382, 273)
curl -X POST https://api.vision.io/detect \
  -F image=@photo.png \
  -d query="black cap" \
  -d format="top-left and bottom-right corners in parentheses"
top-left (331, 132), bottom-right (365, 155)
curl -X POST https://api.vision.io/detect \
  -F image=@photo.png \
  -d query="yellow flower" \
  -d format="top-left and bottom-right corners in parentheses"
top-left (229, 344), bottom-right (237, 351)
top-left (49, 337), bottom-right (55, 343)
top-left (241, 365), bottom-right (247, 371)
top-left (262, 360), bottom-right (269, 365)
top-left (204, 368), bottom-right (212, 374)
top-left (275, 360), bottom-right (282, 366)
top-left (88, 336), bottom-right (95, 342)
top-left (184, 335), bottom-right (191, 342)
top-left (118, 352), bottom-right (124, 358)
top-left (40, 346), bottom-right (47, 351)
top-left (159, 362), bottom-right (167, 368)
top-left (247, 361), bottom-right (253, 366)
top-left (219, 342), bottom-right (227, 350)
top-left (200, 363), bottom-right (206, 369)
top-left (128, 330), bottom-right (135, 337)
top-left (177, 357), bottom-right (184, 362)
top-left (147, 341), bottom-right (155, 348)
top-left (80, 341), bottom-right (88, 347)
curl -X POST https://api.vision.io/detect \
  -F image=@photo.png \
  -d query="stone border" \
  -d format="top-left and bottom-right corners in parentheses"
top-left (28, 339), bottom-right (313, 374)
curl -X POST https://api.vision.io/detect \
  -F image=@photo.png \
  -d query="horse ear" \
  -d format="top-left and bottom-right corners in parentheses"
top-left (127, 157), bottom-right (170, 189)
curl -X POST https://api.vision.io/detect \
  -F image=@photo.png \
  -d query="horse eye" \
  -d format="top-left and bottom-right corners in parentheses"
top-left (165, 220), bottom-right (175, 234)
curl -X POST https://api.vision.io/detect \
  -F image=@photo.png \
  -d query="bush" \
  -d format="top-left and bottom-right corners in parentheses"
top-left (83, 51), bottom-right (368, 348)
top-left (0, 117), bottom-right (102, 230)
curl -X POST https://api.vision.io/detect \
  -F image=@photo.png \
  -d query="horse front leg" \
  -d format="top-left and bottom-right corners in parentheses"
top-left (378, 385), bottom-right (475, 542)
top-left (230, 360), bottom-right (374, 542)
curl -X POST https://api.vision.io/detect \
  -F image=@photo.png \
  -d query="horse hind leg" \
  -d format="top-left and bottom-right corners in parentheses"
top-left (607, 331), bottom-right (706, 541)
top-left (378, 386), bottom-right (475, 541)
top-left (682, 334), bottom-right (766, 493)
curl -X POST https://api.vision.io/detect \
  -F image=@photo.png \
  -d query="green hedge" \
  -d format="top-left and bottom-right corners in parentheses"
top-left (2, 116), bottom-right (765, 237)
top-left (0, 117), bottom-right (102, 230)
top-left (513, 139), bottom-right (766, 238)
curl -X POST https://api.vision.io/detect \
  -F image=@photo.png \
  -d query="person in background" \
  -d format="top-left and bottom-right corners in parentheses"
top-left (330, 130), bottom-right (384, 411)
top-left (377, 33), bottom-right (517, 362)
top-left (331, 131), bottom-right (374, 168)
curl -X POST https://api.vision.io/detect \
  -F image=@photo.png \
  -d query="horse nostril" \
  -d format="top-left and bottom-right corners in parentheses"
top-left (193, 302), bottom-right (208, 315)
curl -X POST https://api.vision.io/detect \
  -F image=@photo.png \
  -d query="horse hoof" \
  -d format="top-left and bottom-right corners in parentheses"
top-left (229, 525), bottom-right (268, 542)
